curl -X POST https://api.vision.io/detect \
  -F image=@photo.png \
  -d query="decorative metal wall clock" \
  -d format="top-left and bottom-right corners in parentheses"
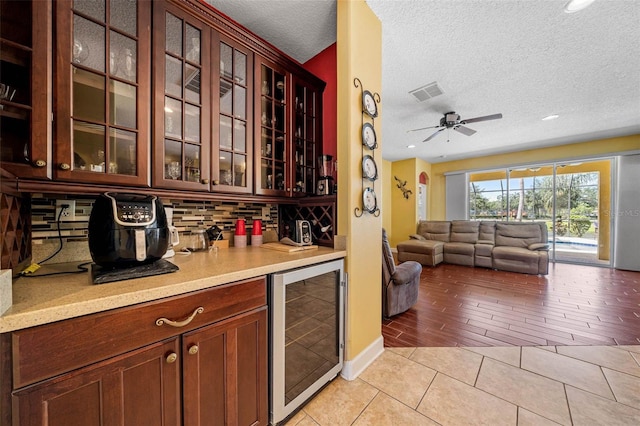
top-left (362, 90), bottom-right (378, 118)
top-left (362, 155), bottom-right (378, 181)
top-left (354, 77), bottom-right (380, 217)
top-left (361, 122), bottom-right (377, 149)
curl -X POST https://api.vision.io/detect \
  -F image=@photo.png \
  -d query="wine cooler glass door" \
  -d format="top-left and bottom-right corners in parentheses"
top-left (270, 259), bottom-right (345, 424)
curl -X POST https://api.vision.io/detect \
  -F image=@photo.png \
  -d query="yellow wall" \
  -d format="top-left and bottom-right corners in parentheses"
top-left (390, 159), bottom-right (416, 247)
top-left (336, 0), bottom-right (382, 361)
top-left (387, 158), bottom-right (432, 247)
top-left (429, 135), bottom-right (640, 220)
top-left (381, 159), bottom-right (392, 232)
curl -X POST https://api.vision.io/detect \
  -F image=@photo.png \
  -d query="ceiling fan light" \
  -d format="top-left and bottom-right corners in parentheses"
top-left (564, 0), bottom-right (595, 13)
top-left (542, 114), bottom-right (559, 121)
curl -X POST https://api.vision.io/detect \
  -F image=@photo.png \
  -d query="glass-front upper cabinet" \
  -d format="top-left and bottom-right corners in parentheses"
top-left (0, 0), bottom-right (51, 179)
top-left (215, 38), bottom-right (252, 194)
top-left (293, 78), bottom-right (320, 196)
top-left (255, 58), bottom-right (288, 196)
top-left (153, 2), bottom-right (210, 190)
top-left (54, 0), bottom-right (150, 185)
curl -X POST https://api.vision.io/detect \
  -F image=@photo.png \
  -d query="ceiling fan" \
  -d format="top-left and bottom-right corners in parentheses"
top-left (407, 111), bottom-right (503, 142)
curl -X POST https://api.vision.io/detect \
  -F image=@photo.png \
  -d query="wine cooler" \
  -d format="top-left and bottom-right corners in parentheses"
top-left (269, 259), bottom-right (345, 424)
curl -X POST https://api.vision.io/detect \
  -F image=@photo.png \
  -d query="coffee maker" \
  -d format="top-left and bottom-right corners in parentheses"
top-left (316, 155), bottom-right (335, 195)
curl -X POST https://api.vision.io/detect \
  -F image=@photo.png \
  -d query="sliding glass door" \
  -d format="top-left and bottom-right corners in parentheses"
top-left (469, 158), bottom-right (612, 266)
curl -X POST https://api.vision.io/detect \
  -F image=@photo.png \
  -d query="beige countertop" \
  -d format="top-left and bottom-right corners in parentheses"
top-left (0, 246), bottom-right (346, 333)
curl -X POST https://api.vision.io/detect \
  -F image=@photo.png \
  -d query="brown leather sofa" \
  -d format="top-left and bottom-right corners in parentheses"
top-left (397, 220), bottom-right (549, 275)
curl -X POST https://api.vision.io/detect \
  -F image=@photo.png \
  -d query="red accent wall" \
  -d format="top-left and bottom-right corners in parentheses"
top-left (304, 43), bottom-right (337, 159)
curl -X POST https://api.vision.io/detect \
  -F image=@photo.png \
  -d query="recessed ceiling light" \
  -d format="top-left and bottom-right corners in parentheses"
top-left (542, 114), bottom-right (559, 121)
top-left (564, 0), bottom-right (595, 13)
top-left (407, 144), bottom-right (416, 149)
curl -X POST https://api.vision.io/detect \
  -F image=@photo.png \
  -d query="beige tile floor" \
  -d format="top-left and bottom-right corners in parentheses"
top-left (285, 345), bottom-right (640, 426)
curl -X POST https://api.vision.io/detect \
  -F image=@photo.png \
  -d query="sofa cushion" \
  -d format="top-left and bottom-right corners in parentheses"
top-left (492, 246), bottom-right (541, 274)
top-left (397, 239), bottom-right (444, 255)
top-left (417, 221), bottom-right (451, 242)
top-left (477, 239), bottom-right (494, 245)
top-left (450, 220), bottom-right (480, 243)
top-left (409, 233), bottom-right (426, 241)
top-left (474, 243), bottom-right (493, 257)
top-left (495, 223), bottom-right (543, 248)
top-left (479, 221), bottom-right (497, 243)
top-left (528, 243), bottom-right (549, 251)
top-left (444, 242), bottom-right (475, 256)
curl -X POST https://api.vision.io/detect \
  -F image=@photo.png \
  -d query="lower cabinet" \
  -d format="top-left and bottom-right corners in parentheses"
top-left (13, 339), bottom-right (182, 426)
top-left (7, 278), bottom-right (268, 426)
top-left (183, 309), bottom-right (267, 426)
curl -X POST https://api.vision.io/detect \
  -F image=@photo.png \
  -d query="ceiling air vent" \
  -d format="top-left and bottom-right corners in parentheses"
top-left (409, 82), bottom-right (443, 102)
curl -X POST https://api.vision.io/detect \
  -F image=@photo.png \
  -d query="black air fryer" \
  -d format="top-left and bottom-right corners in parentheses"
top-left (89, 193), bottom-right (170, 268)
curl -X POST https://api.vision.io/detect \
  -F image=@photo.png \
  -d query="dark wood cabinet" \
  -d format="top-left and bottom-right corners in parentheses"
top-left (152, 0), bottom-right (211, 191)
top-left (13, 339), bottom-right (181, 426)
top-left (292, 77), bottom-right (322, 196)
top-left (255, 57), bottom-right (290, 196)
top-left (6, 278), bottom-right (268, 425)
top-left (254, 57), bottom-right (325, 198)
top-left (213, 36), bottom-right (254, 194)
top-left (4, 0), bottom-right (327, 201)
top-left (183, 308), bottom-right (268, 425)
top-left (53, 0), bottom-right (152, 186)
top-left (0, 0), bottom-right (51, 179)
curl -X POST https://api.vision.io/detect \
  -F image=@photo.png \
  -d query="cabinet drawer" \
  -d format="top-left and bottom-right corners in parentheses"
top-left (12, 277), bottom-right (266, 388)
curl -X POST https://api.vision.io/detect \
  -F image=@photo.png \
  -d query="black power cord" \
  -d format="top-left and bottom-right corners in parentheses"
top-left (20, 204), bottom-right (90, 277)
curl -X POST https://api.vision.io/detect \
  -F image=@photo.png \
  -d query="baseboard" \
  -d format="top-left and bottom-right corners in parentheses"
top-left (340, 335), bottom-right (384, 381)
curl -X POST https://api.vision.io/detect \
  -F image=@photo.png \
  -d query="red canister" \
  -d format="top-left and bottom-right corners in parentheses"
top-left (235, 219), bottom-right (246, 235)
top-left (252, 219), bottom-right (262, 235)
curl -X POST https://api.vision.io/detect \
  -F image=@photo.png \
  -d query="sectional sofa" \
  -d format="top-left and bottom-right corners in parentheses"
top-left (397, 220), bottom-right (549, 275)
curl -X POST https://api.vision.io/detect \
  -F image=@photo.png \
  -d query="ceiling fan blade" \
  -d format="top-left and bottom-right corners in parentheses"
top-left (407, 125), bottom-right (441, 133)
top-left (422, 128), bottom-right (445, 142)
top-left (453, 125), bottom-right (476, 136)
top-left (461, 113), bottom-right (503, 124)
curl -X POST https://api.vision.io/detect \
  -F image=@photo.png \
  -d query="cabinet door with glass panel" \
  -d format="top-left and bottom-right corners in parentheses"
top-left (153, 2), bottom-right (210, 191)
top-left (54, 0), bottom-right (150, 186)
top-left (255, 58), bottom-right (289, 196)
top-left (214, 36), bottom-right (253, 194)
top-left (292, 77), bottom-right (321, 196)
top-left (0, 0), bottom-right (51, 179)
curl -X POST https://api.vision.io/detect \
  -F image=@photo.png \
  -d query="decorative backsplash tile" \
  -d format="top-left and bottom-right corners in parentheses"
top-left (30, 194), bottom-right (279, 264)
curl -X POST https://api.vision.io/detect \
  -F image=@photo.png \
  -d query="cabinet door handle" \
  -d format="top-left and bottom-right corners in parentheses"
top-left (59, 163), bottom-right (71, 170)
top-left (34, 159), bottom-right (47, 168)
top-left (156, 307), bottom-right (204, 328)
top-left (188, 345), bottom-right (199, 355)
top-left (166, 352), bottom-right (178, 363)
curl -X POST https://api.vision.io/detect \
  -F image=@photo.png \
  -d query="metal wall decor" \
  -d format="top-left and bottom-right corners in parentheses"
top-left (354, 77), bottom-right (381, 217)
top-left (394, 175), bottom-right (413, 199)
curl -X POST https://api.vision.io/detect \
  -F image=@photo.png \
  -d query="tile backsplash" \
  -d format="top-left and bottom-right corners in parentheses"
top-left (30, 194), bottom-right (279, 264)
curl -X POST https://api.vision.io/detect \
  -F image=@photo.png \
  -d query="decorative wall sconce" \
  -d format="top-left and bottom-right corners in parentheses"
top-left (394, 175), bottom-right (412, 199)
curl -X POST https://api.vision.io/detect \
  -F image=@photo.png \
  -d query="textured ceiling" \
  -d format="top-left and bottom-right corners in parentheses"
top-left (204, 0), bottom-right (336, 63)
top-left (205, 0), bottom-right (640, 164)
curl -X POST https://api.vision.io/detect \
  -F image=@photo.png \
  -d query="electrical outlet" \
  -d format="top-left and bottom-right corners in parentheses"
top-left (55, 200), bottom-right (76, 222)
top-left (261, 207), bottom-right (270, 221)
